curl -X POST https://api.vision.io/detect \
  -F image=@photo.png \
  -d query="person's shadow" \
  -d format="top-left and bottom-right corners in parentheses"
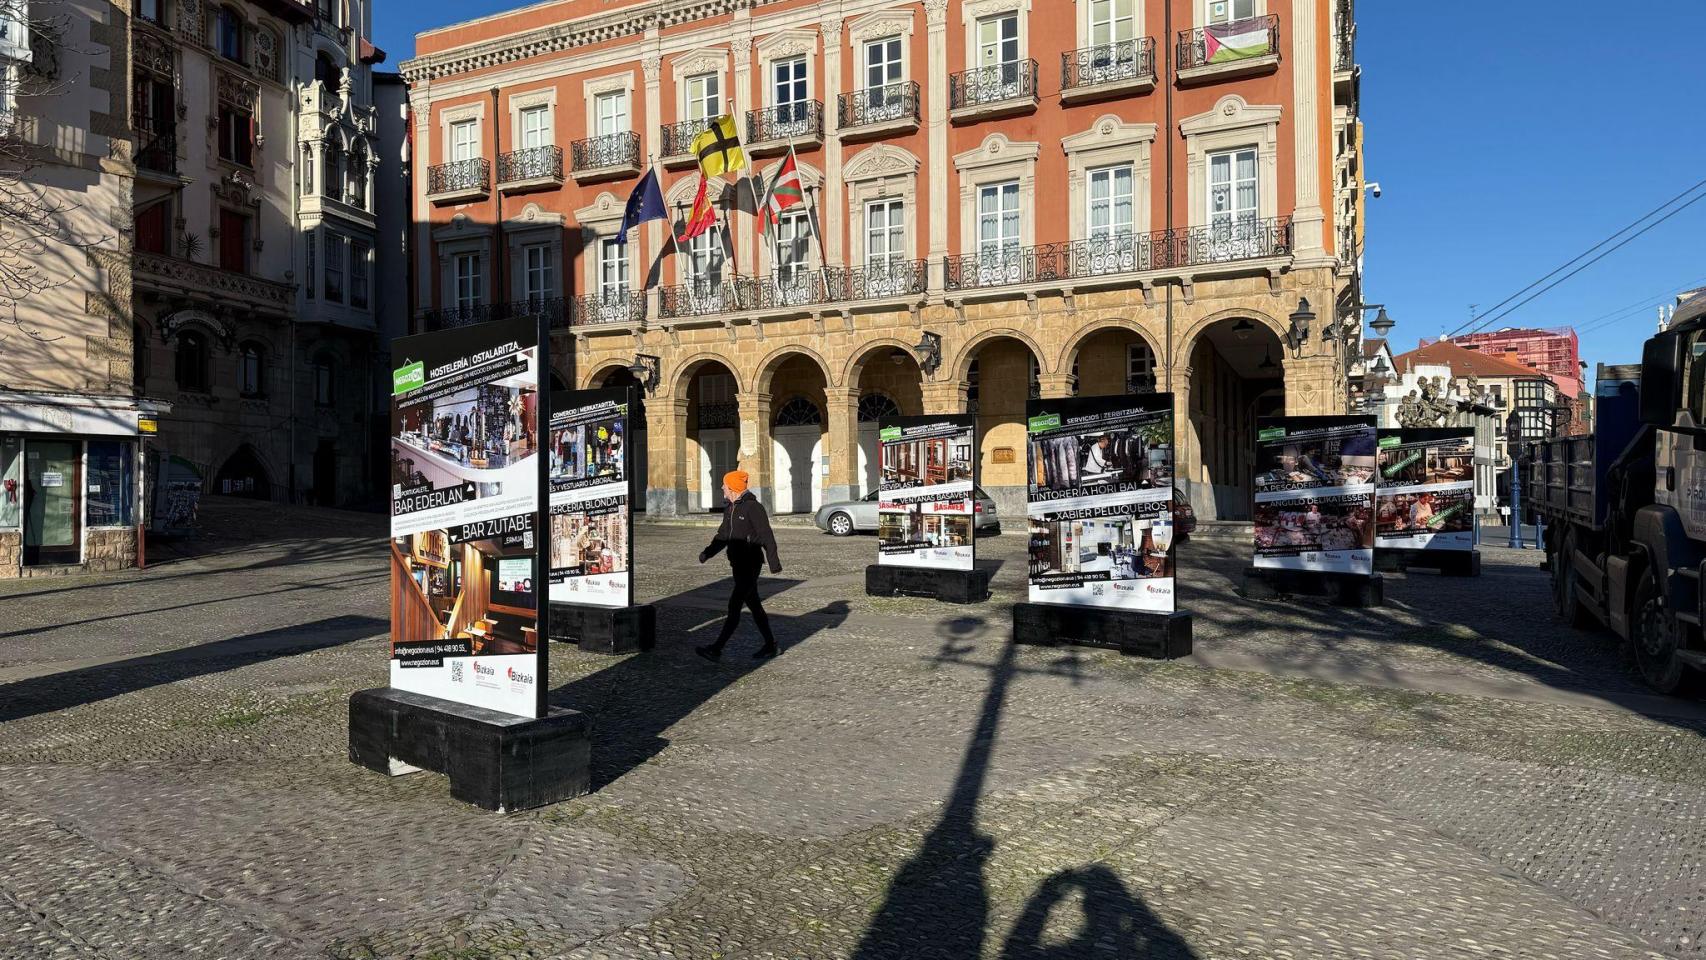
top-left (1001, 865), bottom-right (1198, 960)
top-left (548, 583), bottom-right (849, 790)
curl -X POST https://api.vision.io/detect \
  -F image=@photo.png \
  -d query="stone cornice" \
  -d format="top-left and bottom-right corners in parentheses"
top-left (401, 0), bottom-right (788, 83)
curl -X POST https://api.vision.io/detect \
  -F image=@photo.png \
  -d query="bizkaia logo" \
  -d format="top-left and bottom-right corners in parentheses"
top-left (1144, 583), bottom-right (1173, 596)
top-left (471, 660), bottom-right (500, 687)
top-left (506, 666), bottom-right (535, 687)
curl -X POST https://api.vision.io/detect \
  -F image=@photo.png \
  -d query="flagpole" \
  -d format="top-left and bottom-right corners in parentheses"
top-left (790, 141), bottom-right (833, 301)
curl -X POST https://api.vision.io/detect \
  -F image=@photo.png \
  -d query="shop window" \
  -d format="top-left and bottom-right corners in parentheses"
top-left (175, 330), bottom-right (209, 392)
top-left (0, 437), bottom-right (20, 529)
top-left (239, 341), bottom-right (264, 396)
top-left (86, 441), bottom-right (135, 527)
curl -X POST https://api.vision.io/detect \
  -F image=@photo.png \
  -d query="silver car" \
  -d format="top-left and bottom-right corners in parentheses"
top-left (814, 487), bottom-right (1001, 537)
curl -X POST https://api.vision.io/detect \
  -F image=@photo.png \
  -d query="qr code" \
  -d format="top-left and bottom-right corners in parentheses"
top-left (450, 660), bottom-right (465, 683)
top-left (524, 531), bottom-right (534, 549)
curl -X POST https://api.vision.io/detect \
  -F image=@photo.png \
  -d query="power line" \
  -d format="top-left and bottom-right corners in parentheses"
top-left (1444, 176), bottom-right (1706, 340)
top-left (1573, 274), bottom-right (1706, 336)
top-left (1450, 184), bottom-right (1706, 340)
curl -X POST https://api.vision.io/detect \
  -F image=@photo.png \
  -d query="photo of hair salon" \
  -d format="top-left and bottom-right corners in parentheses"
top-left (391, 374), bottom-right (538, 495)
top-left (391, 527), bottom-right (539, 656)
top-left (1027, 516), bottom-right (1174, 581)
top-left (1030, 425), bottom-right (1173, 496)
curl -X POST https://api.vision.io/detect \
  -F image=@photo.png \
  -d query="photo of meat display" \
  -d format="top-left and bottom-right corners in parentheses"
top-left (1374, 429), bottom-right (1477, 551)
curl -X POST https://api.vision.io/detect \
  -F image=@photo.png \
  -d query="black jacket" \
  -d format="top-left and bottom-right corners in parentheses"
top-left (701, 492), bottom-right (782, 573)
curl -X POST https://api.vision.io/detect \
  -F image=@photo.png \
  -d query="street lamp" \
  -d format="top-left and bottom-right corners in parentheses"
top-left (1232, 318), bottom-right (1254, 341)
top-left (911, 331), bottom-right (943, 378)
top-left (1369, 306), bottom-right (1395, 338)
top-left (1285, 298), bottom-right (1314, 359)
top-left (626, 353), bottom-right (661, 395)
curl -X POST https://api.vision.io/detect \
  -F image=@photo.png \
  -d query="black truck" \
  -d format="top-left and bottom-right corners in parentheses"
top-left (1528, 291), bottom-right (1706, 694)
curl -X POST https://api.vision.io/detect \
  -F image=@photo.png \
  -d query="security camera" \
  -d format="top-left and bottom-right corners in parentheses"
top-left (1367, 181), bottom-right (1383, 199)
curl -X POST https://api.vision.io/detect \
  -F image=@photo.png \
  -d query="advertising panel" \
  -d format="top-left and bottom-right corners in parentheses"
top-left (1253, 416), bottom-right (1377, 575)
top-left (1376, 428), bottom-right (1476, 551)
top-left (877, 416), bottom-right (977, 571)
top-left (1025, 394), bottom-right (1176, 612)
top-left (547, 387), bottom-right (633, 607)
top-left (388, 317), bottom-right (544, 718)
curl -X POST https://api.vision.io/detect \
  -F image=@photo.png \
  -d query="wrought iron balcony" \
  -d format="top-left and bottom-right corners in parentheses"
top-left (496, 145), bottom-right (564, 192)
top-left (1061, 39), bottom-right (1156, 100)
top-left (658, 277), bottom-right (758, 319)
top-left (420, 298), bottom-right (569, 332)
top-left (426, 157), bottom-right (489, 202)
top-left (659, 119), bottom-right (705, 167)
top-left (133, 251), bottom-right (295, 315)
top-left (945, 219), bottom-right (1293, 292)
top-left (503, 296), bottom-right (568, 327)
top-left (1334, 0), bottom-right (1355, 73)
top-left (573, 291), bottom-right (646, 326)
top-left (571, 131), bottom-right (642, 182)
top-left (837, 82), bottom-right (921, 138)
top-left (135, 130), bottom-right (177, 175)
top-left (1177, 15), bottom-right (1280, 80)
top-left (949, 60), bottom-right (1039, 120)
top-left (825, 259), bottom-right (930, 301)
top-left (747, 101), bottom-right (823, 153)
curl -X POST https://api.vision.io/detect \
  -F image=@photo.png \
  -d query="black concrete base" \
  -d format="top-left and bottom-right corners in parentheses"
top-left (348, 687), bottom-right (590, 812)
top-left (550, 602), bottom-right (656, 654)
top-left (1242, 566), bottom-right (1385, 607)
top-left (1374, 548), bottom-right (1481, 577)
top-left (1012, 602), bottom-right (1193, 659)
top-left (865, 563), bottom-right (992, 604)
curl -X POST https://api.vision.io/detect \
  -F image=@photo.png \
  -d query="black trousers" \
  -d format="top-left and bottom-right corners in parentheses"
top-left (712, 554), bottom-right (775, 648)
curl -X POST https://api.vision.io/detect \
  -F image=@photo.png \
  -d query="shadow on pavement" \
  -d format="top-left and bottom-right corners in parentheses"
top-left (853, 620), bottom-right (1198, 958)
top-left (0, 614), bottom-right (386, 723)
top-left (547, 576), bottom-right (850, 791)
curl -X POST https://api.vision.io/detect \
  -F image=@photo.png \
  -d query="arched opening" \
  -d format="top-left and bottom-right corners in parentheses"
top-left (961, 335), bottom-right (1041, 516)
top-left (214, 444), bottom-right (272, 500)
top-left (1068, 327), bottom-right (1158, 396)
top-left (765, 353), bottom-right (829, 514)
top-left (1186, 316), bottom-right (1286, 521)
top-left (591, 364), bottom-right (648, 512)
top-left (683, 360), bottom-right (739, 512)
top-left (851, 344), bottom-right (924, 495)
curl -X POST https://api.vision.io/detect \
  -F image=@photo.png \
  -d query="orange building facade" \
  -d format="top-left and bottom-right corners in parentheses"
top-left (401, 0), bottom-right (1366, 521)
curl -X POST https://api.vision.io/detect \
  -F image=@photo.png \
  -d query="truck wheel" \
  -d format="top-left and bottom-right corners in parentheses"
top-left (1551, 532), bottom-right (1591, 628)
top-left (1631, 570), bottom-right (1698, 695)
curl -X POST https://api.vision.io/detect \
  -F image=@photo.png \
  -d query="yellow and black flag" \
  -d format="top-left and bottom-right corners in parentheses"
top-left (690, 114), bottom-right (747, 178)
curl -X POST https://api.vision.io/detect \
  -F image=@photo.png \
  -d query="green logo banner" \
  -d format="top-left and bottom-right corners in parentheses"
top-left (1027, 413), bottom-right (1061, 433)
top-left (1258, 426), bottom-right (1286, 442)
top-left (1378, 436), bottom-right (1401, 449)
top-left (392, 361), bottom-right (425, 395)
top-left (879, 427), bottom-right (902, 442)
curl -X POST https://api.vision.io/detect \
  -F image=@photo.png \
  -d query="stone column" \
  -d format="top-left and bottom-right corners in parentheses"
top-left (648, 395), bottom-right (690, 517)
top-left (642, 51), bottom-right (665, 318)
top-left (1037, 373), bottom-right (1074, 400)
top-left (920, 381), bottom-right (967, 416)
top-left (825, 386), bottom-right (860, 501)
top-left (924, 0), bottom-right (949, 291)
top-left (739, 390), bottom-right (775, 505)
top-left (409, 82), bottom-right (435, 324)
top-left (822, 16), bottom-right (845, 268)
top-left (1170, 365), bottom-right (1201, 515)
top-left (733, 36), bottom-right (756, 278)
top-left (1290, 0), bottom-right (1328, 264)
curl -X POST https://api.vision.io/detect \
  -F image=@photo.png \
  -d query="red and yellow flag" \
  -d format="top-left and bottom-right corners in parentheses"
top-left (676, 175), bottom-right (716, 242)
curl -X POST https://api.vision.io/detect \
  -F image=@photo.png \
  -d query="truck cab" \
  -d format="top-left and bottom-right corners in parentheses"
top-left (1532, 291), bottom-right (1706, 694)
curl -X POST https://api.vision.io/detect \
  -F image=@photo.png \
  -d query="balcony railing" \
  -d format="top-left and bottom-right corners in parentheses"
top-left (135, 130), bottom-right (177, 175)
top-left (826, 259), bottom-right (930, 301)
top-left (426, 157), bottom-right (489, 197)
top-left (504, 296), bottom-right (568, 325)
top-left (496, 145), bottom-right (563, 186)
top-left (1177, 15), bottom-right (1280, 73)
top-left (659, 278), bottom-right (756, 319)
top-left (945, 218), bottom-right (1292, 292)
top-left (660, 119), bottom-right (705, 161)
top-left (1061, 39), bottom-right (1155, 91)
top-left (949, 59), bottom-right (1040, 113)
top-left (1335, 0), bottom-right (1355, 72)
top-left (571, 131), bottom-right (641, 174)
top-left (838, 82), bottom-right (921, 132)
top-left (748, 100), bottom-right (823, 146)
top-left (422, 297), bottom-right (568, 331)
top-left (573, 291), bottom-right (646, 325)
top-left (133, 251), bottom-right (295, 312)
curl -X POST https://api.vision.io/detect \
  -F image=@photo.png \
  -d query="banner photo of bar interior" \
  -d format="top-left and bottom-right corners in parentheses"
top-left (1025, 393), bottom-right (1176, 611)
top-left (548, 387), bottom-right (633, 607)
top-left (1376, 428), bottom-right (1476, 551)
top-left (1252, 416), bottom-right (1377, 576)
top-left (876, 415), bottom-right (977, 570)
top-left (388, 316), bottom-right (544, 719)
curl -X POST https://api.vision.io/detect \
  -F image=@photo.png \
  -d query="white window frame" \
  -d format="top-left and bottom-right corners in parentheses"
top-left (772, 210), bottom-right (813, 298)
top-left (864, 198), bottom-right (905, 268)
top-left (522, 242), bottom-right (554, 301)
top-left (323, 232), bottom-right (347, 304)
top-left (1086, 164), bottom-right (1135, 240)
top-left (1206, 146), bottom-right (1259, 236)
top-left (518, 105), bottom-right (550, 150)
top-left (1127, 341), bottom-right (1156, 390)
top-left (448, 119), bottom-right (479, 162)
top-left (976, 181), bottom-right (1021, 256)
top-left (1088, 0), bottom-right (1137, 46)
top-left (684, 72), bottom-right (720, 122)
top-left (598, 237), bottom-right (629, 300)
top-left (1205, 0), bottom-right (1259, 26)
top-left (594, 90), bottom-right (628, 137)
top-left (976, 12), bottom-right (1020, 68)
top-left (772, 55), bottom-right (808, 111)
top-left (453, 252), bottom-right (483, 309)
top-left (864, 36), bottom-right (903, 90)
top-left (683, 230), bottom-right (723, 288)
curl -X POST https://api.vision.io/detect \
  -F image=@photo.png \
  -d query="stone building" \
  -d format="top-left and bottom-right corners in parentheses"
top-left (0, 0), bottom-right (164, 576)
top-left (402, 0), bottom-right (1369, 520)
top-left (129, 0), bottom-right (394, 508)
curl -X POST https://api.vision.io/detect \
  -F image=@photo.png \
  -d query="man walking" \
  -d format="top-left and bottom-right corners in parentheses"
top-left (697, 470), bottom-right (783, 661)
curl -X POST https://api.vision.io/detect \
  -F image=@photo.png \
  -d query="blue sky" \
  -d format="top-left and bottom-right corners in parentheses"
top-left (375, 1), bottom-right (1706, 378)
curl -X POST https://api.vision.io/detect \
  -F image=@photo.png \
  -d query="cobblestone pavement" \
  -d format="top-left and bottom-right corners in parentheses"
top-left (2, 498), bottom-right (1703, 959)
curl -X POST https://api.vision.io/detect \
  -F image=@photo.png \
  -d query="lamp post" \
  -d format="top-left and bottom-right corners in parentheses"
top-left (1504, 409), bottom-right (1526, 549)
top-left (626, 354), bottom-right (661, 396)
top-left (1285, 298), bottom-right (1314, 359)
top-left (911, 331), bottom-right (943, 379)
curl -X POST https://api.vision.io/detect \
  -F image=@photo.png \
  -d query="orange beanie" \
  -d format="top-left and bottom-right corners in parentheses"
top-left (723, 470), bottom-right (750, 494)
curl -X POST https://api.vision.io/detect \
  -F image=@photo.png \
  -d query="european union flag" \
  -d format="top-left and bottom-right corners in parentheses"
top-left (617, 169), bottom-right (666, 244)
